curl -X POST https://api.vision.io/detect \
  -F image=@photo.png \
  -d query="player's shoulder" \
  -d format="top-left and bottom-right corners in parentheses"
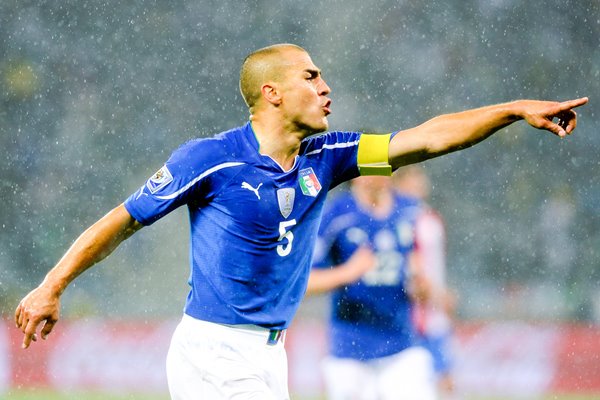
top-left (393, 193), bottom-right (424, 218)
top-left (169, 124), bottom-right (249, 166)
top-left (300, 130), bottom-right (361, 155)
top-left (325, 187), bottom-right (354, 209)
top-left (394, 192), bottom-right (421, 208)
top-left (418, 204), bottom-right (444, 224)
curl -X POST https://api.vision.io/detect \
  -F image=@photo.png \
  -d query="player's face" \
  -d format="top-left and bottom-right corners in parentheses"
top-left (354, 175), bottom-right (392, 194)
top-left (278, 49), bottom-right (332, 135)
top-left (394, 168), bottom-right (430, 199)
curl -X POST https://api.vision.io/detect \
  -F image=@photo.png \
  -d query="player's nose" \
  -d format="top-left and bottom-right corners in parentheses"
top-left (318, 78), bottom-right (331, 96)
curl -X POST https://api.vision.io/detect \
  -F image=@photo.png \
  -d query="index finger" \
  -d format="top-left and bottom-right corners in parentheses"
top-left (559, 97), bottom-right (589, 110)
top-left (22, 319), bottom-right (40, 349)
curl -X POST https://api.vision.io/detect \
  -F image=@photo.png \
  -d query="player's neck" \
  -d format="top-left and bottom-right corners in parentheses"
top-left (250, 118), bottom-right (304, 171)
top-left (353, 188), bottom-right (394, 219)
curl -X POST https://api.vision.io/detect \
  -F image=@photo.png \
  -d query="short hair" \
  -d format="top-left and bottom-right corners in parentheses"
top-left (239, 43), bottom-right (307, 109)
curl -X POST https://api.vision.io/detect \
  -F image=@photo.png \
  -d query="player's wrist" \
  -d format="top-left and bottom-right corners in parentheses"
top-left (504, 100), bottom-right (529, 122)
top-left (41, 272), bottom-right (69, 297)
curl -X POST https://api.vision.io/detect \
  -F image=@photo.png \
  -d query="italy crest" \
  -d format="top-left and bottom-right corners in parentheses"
top-left (299, 167), bottom-right (322, 197)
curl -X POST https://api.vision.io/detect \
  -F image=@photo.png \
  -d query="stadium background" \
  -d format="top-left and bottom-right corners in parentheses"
top-left (1, 0), bottom-right (599, 398)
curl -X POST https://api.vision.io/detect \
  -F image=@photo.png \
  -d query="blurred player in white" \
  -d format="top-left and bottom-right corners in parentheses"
top-left (307, 175), bottom-right (437, 400)
top-left (394, 165), bottom-right (457, 398)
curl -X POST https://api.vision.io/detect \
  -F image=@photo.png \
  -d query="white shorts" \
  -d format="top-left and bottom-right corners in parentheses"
top-left (322, 346), bottom-right (437, 400)
top-left (166, 315), bottom-right (289, 400)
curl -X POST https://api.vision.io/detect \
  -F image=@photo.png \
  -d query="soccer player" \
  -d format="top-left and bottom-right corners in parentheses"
top-left (307, 175), bottom-right (437, 400)
top-left (394, 165), bottom-right (457, 398)
top-left (14, 43), bottom-right (587, 399)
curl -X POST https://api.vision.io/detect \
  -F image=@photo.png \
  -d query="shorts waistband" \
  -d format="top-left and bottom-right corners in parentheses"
top-left (181, 315), bottom-right (286, 346)
top-left (222, 323), bottom-right (286, 346)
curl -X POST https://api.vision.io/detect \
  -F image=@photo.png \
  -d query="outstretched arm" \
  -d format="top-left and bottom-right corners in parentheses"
top-left (388, 97), bottom-right (588, 169)
top-left (14, 203), bottom-right (143, 349)
top-left (306, 246), bottom-right (376, 295)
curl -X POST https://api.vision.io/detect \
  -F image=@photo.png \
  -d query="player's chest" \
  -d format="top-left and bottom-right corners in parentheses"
top-left (341, 214), bottom-right (416, 252)
top-left (214, 164), bottom-right (329, 225)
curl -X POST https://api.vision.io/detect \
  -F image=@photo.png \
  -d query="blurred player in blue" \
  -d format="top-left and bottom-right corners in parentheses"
top-left (307, 174), bottom-right (437, 400)
top-left (14, 42), bottom-right (587, 400)
top-left (394, 165), bottom-right (458, 399)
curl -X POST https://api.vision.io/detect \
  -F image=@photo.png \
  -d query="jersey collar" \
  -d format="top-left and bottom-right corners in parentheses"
top-left (244, 122), bottom-right (299, 173)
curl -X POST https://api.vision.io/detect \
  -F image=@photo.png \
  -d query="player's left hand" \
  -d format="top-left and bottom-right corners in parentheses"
top-left (520, 97), bottom-right (588, 137)
top-left (14, 285), bottom-right (61, 349)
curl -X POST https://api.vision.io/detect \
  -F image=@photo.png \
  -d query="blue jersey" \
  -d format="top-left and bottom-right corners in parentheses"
top-left (312, 191), bottom-right (422, 360)
top-left (124, 122), bottom-right (364, 329)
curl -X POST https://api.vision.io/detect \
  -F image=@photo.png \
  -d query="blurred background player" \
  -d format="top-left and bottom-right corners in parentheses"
top-left (394, 165), bottom-right (458, 399)
top-left (306, 175), bottom-right (437, 400)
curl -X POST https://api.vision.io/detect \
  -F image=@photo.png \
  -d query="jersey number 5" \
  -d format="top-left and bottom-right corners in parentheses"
top-left (277, 219), bottom-right (297, 257)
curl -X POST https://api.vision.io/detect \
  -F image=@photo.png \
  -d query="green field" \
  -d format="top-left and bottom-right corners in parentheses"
top-left (3, 390), bottom-right (168, 400)
top-left (3, 389), bottom-right (600, 400)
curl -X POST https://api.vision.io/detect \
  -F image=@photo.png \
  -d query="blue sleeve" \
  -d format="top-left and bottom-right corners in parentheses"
top-left (124, 138), bottom-right (227, 225)
top-left (302, 131), bottom-right (362, 189)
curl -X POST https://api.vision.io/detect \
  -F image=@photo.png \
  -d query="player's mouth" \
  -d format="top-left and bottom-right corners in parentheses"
top-left (322, 99), bottom-right (332, 116)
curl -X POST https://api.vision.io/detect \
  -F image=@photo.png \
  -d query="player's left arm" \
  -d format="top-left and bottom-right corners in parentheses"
top-left (387, 97), bottom-right (588, 169)
top-left (306, 246), bottom-right (377, 296)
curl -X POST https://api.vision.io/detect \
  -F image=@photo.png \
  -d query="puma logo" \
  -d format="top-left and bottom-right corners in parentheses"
top-left (241, 182), bottom-right (263, 199)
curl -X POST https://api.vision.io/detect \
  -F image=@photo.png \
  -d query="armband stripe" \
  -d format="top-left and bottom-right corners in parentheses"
top-left (357, 133), bottom-right (392, 176)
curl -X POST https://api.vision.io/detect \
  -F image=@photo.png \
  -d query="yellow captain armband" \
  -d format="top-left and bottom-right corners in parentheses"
top-left (357, 133), bottom-right (392, 176)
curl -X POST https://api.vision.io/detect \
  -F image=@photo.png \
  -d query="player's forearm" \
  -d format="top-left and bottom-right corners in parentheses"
top-left (389, 101), bottom-right (523, 168)
top-left (306, 267), bottom-right (354, 295)
top-left (306, 270), bottom-right (336, 295)
top-left (41, 204), bottom-right (141, 296)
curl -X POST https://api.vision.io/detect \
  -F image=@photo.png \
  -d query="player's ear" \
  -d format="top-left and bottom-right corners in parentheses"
top-left (261, 82), bottom-right (282, 106)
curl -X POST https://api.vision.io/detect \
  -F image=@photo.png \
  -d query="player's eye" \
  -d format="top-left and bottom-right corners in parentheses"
top-left (306, 70), bottom-right (319, 80)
